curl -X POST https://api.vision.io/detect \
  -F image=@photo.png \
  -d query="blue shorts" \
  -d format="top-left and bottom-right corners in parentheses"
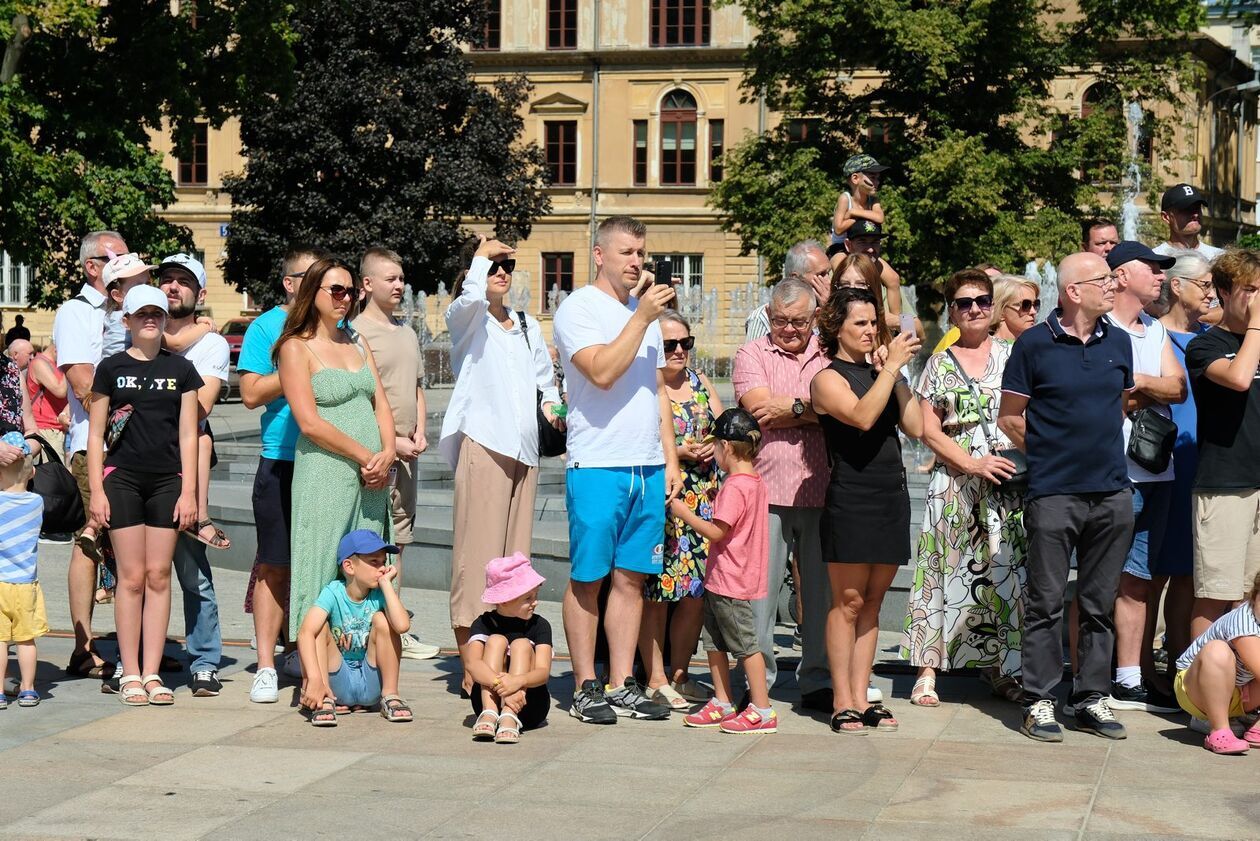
top-left (1123, 481), bottom-right (1173, 581)
top-left (566, 465), bottom-right (666, 583)
top-left (328, 657), bottom-right (381, 707)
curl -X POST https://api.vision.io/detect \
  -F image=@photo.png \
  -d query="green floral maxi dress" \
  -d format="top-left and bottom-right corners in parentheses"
top-left (899, 341), bottom-right (1027, 677)
top-left (288, 351), bottom-right (392, 639)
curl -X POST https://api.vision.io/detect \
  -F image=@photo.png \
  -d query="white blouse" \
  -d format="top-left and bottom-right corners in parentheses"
top-left (438, 256), bottom-right (561, 469)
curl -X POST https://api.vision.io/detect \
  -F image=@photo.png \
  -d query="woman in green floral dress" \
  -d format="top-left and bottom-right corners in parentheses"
top-left (899, 270), bottom-right (1027, 706)
top-left (638, 312), bottom-right (722, 709)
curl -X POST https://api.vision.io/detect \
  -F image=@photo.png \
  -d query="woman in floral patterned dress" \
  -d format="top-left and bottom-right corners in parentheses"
top-left (639, 311), bottom-right (722, 709)
top-left (900, 269), bottom-right (1027, 706)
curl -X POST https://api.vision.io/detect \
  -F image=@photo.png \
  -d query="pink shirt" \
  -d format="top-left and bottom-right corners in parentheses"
top-left (732, 335), bottom-right (830, 508)
top-left (705, 473), bottom-right (769, 600)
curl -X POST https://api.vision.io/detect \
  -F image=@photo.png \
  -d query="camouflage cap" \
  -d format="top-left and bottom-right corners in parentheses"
top-left (842, 153), bottom-right (890, 177)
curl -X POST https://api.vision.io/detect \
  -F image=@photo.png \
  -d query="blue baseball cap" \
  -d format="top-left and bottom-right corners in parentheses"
top-left (337, 529), bottom-right (400, 562)
top-left (1105, 241), bottom-right (1176, 271)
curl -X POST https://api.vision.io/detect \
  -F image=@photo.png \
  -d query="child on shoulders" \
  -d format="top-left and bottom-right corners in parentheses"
top-left (463, 553), bottom-right (554, 744)
top-left (297, 529), bottom-right (413, 725)
top-left (832, 154), bottom-right (888, 246)
top-left (0, 432), bottom-right (49, 708)
top-left (672, 409), bottom-right (776, 734)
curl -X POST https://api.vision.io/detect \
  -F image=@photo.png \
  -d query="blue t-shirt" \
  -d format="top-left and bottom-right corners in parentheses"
top-left (312, 579), bottom-right (386, 661)
top-left (237, 307), bottom-right (299, 461)
top-left (0, 491), bottom-right (43, 584)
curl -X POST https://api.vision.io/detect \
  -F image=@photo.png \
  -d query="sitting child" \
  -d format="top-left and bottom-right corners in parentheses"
top-left (831, 153), bottom-right (887, 246)
top-left (1174, 569), bottom-right (1260, 754)
top-left (297, 529), bottom-right (413, 725)
top-left (0, 432), bottom-right (49, 708)
top-left (463, 552), bottom-right (554, 744)
top-left (672, 408), bottom-right (776, 735)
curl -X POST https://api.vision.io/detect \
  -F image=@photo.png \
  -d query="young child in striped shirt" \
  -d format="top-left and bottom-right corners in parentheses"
top-left (0, 431), bottom-right (48, 708)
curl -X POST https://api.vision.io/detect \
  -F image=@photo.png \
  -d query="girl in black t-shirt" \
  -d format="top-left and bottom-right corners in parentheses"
top-left (87, 285), bottom-right (202, 707)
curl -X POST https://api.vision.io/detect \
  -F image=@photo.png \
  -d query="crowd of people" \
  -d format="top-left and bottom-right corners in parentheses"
top-left (3, 163), bottom-right (1260, 756)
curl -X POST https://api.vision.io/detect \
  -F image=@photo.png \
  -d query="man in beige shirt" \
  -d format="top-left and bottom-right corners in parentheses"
top-left (352, 246), bottom-right (439, 660)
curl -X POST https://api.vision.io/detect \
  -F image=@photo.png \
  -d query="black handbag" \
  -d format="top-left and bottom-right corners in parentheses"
top-left (515, 312), bottom-right (567, 458)
top-left (945, 350), bottom-right (1029, 494)
top-left (1127, 408), bottom-right (1177, 475)
top-left (26, 434), bottom-right (86, 534)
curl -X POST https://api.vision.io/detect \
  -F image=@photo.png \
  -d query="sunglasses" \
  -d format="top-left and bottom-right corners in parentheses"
top-left (663, 337), bottom-right (695, 353)
top-left (951, 294), bottom-right (994, 311)
top-left (1009, 298), bottom-right (1041, 314)
top-left (489, 259), bottom-right (516, 275)
top-left (320, 284), bottom-right (356, 302)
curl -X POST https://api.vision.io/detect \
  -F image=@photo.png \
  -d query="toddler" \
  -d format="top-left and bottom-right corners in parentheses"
top-left (673, 408), bottom-right (776, 734)
top-left (832, 153), bottom-right (888, 246)
top-left (0, 432), bottom-right (48, 708)
top-left (297, 529), bottom-right (413, 725)
top-left (463, 553), bottom-right (554, 744)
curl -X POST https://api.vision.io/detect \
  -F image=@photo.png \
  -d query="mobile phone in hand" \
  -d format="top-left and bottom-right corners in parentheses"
top-left (653, 259), bottom-right (674, 286)
top-left (898, 313), bottom-right (916, 336)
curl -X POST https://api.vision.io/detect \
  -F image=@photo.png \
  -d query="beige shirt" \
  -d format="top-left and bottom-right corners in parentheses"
top-left (351, 314), bottom-right (423, 437)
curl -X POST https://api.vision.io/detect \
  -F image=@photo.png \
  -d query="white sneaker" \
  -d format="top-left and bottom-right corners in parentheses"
top-left (399, 634), bottom-right (440, 661)
top-left (867, 683), bottom-right (883, 703)
top-left (250, 668), bottom-right (279, 704)
top-left (282, 650), bottom-right (302, 679)
top-left (249, 637), bottom-right (285, 654)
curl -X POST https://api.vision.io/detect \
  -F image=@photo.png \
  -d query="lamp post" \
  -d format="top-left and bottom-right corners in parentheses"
top-left (1206, 79), bottom-right (1260, 227)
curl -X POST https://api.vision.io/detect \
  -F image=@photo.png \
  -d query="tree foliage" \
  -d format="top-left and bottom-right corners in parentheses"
top-left (223, 0), bottom-right (550, 305)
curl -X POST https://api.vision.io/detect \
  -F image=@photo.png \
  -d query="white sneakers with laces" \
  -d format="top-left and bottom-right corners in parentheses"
top-left (250, 667), bottom-right (279, 704)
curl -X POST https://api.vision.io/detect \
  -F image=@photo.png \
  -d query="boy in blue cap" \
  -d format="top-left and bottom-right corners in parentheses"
top-left (296, 529), bottom-right (414, 725)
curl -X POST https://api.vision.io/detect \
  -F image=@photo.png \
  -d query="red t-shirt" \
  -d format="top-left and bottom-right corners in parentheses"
top-left (704, 472), bottom-right (769, 600)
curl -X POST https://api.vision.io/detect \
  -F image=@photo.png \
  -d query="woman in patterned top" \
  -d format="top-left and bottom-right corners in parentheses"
top-left (0, 352), bottom-right (40, 465)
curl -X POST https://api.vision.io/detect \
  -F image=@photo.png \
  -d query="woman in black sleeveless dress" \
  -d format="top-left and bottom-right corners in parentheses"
top-left (811, 287), bottom-right (923, 734)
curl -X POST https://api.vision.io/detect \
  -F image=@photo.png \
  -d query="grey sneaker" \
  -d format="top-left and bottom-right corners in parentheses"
top-left (606, 678), bottom-right (671, 720)
top-left (250, 668), bottom-right (279, 704)
top-left (1075, 697), bottom-right (1127, 740)
top-left (570, 679), bottom-right (617, 724)
top-left (1021, 699), bottom-right (1064, 742)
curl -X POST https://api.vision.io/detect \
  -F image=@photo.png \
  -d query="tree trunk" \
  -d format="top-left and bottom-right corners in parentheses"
top-left (1, 14), bottom-right (32, 85)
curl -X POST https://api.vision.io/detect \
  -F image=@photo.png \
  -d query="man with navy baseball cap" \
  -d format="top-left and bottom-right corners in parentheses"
top-left (1153, 184), bottom-right (1223, 261)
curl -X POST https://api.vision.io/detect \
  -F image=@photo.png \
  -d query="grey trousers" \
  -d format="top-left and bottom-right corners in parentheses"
top-left (1023, 490), bottom-right (1134, 705)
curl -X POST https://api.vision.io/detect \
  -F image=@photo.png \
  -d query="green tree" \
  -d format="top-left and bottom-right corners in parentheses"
top-left (223, 0), bottom-right (550, 305)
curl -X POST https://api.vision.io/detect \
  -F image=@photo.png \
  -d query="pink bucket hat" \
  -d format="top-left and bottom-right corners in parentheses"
top-left (481, 552), bottom-right (546, 605)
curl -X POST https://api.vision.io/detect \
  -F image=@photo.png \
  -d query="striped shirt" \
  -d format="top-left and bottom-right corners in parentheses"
top-left (1177, 602), bottom-right (1260, 686)
top-left (0, 491), bottom-right (42, 584)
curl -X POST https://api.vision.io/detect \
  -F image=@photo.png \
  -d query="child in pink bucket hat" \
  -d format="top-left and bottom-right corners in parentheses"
top-left (462, 552), bottom-right (554, 744)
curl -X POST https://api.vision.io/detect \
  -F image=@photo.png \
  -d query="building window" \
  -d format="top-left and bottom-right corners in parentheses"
top-left (541, 252), bottom-right (574, 312)
top-left (709, 120), bottom-right (724, 183)
top-left (473, 0), bottom-right (501, 50)
top-left (633, 120), bottom-right (648, 186)
top-left (547, 0), bottom-right (577, 50)
top-left (865, 119), bottom-right (900, 146)
top-left (786, 118), bottom-right (820, 145)
top-left (545, 121), bottom-right (577, 186)
top-left (660, 90), bottom-right (697, 186)
top-left (0, 251), bottom-right (32, 307)
top-left (652, 254), bottom-right (704, 300)
top-left (178, 123), bottom-right (209, 186)
top-left (651, 0), bottom-right (710, 47)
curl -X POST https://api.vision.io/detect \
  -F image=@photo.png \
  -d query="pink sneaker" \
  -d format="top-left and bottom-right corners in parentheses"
top-left (1204, 728), bottom-right (1250, 755)
top-left (720, 706), bottom-right (778, 734)
top-left (1243, 722), bottom-right (1260, 748)
top-left (684, 699), bottom-right (737, 728)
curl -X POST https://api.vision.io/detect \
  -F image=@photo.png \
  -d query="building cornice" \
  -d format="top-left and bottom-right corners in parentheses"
top-left (469, 46), bottom-right (747, 71)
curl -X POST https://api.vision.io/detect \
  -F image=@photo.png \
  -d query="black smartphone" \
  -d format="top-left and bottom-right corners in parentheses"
top-left (653, 259), bottom-right (674, 286)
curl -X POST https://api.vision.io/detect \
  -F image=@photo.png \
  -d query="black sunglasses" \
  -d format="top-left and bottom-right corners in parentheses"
top-left (489, 259), bottom-right (516, 275)
top-left (951, 294), bottom-right (994, 311)
top-left (1011, 298), bottom-right (1041, 314)
top-left (663, 337), bottom-right (695, 353)
top-left (320, 284), bottom-right (356, 302)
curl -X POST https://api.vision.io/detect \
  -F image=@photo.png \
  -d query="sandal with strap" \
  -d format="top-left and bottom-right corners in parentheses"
top-left (830, 708), bottom-right (867, 735)
top-left (910, 675), bottom-right (940, 707)
top-left (472, 710), bottom-right (499, 740)
top-left (310, 698), bottom-right (338, 727)
top-left (862, 703), bottom-right (899, 731)
top-left (985, 670), bottom-right (1025, 704)
top-left (76, 529), bottom-right (104, 564)
top-left (119, 675), bottom-right (148, 707)
top-left (66, 648), bottom-right (113, 680)
top-left (379, 694), bottom-right (413, 723)
top-left (143, 674), bottom-right (175, 706)
top-left (650, 683), bottom-right (690, 710)
top-left (187, 519), bottom-right (231, 551)
top-left (495, 711), bottom-right (522, 744)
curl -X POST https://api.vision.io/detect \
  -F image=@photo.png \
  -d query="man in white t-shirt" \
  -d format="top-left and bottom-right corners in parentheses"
top-left (553, 215), bottom-right (682, 724)
top-left (52, 229), bottom-right (126, 680)
top-left (158, 254), bottom-right (230, 697)
top-left (1153, 184), bottom-right (1224, 262)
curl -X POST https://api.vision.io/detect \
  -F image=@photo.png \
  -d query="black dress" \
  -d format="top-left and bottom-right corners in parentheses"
top-left (816, 358), bottom-right (911, 565)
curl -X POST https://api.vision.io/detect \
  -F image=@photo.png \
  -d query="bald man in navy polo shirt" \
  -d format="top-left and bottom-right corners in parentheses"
top-left (999, 251), bottom-right (1136, 743)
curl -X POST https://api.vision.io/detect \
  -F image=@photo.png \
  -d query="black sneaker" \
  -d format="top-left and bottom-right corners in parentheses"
top-left (605, 678), bottom-right (671, 720)
top-left (1075, 697), bottom-right (1127, 739)
top-left (190, 670), bottom-right (222, 697)
top-left (1021, 699), bottom-right (1063, 742)
top-left (101, 661), bottom-right (123, 695)
top-left (570, 679), bottom-right (617, 724)
top-left (1107, 681), bottom-right (1179, 714)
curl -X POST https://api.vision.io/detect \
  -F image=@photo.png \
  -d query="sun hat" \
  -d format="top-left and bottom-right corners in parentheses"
top-left (158, 253), bottom-right (208, 289)
top-left (337, 529), bottom-right (400, 562)
top-left (481, 552), bottom-right (546, 605)
top-left (122, 284), bottom-right (170, 316)
top-left (102, 253), bottom-right (158, 288)
top-left (1, 431), bottom-right (30, 455)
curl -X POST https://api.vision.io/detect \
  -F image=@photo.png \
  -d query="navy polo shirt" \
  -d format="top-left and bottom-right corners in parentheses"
top-left (1001, 309), bottom-right (1134, 500)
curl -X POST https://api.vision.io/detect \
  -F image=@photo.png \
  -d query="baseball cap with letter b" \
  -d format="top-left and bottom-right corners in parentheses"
top-left (1161, 183), bottom-right (1207, 212)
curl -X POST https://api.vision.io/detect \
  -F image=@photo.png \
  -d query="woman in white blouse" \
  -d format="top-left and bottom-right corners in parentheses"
top-left (440, 236), bottom-right (563, 685)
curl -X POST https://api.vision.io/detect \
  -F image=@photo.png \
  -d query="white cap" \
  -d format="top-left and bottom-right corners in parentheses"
top-left (158, 253), bottom-right (207, 289)
top-left (122, 284), bottom-right (170, 316)
top-left (102, 253), bottom-right (158, 288)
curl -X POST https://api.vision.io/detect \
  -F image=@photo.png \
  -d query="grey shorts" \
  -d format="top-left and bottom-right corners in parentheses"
top-left (703, 592), bottom-right (758, 658)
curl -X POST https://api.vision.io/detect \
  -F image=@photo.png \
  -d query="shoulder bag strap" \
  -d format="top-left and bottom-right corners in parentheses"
top-left (944, 348), bottom-right (998, 446)
top-left (516, 311), bottom-right (532, 350)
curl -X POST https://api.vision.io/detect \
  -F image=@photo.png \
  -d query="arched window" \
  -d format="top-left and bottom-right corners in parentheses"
top-left (660, 90), bottom-right (697, 186)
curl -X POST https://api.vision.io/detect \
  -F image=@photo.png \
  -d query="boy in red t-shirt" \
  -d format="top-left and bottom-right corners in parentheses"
top-left (672, 408), bottom-right (774, 734)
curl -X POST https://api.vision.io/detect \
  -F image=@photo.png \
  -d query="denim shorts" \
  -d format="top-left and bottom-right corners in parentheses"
top-left (328, 657), bottom-right (381, 707)
top-left (1122, 481), bottom-right (1173, 581)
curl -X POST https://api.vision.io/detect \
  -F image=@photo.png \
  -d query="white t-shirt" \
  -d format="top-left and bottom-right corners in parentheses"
top-left (1153, 241), bottom-right (1224, 261)
top-left (553, 285), bottom-right (665, 468)
top-left (51, 284), bottom-right (106, 454)
top-left (177, 329), bottom-right (230, 384)
top-left (1107, 312), bottom-right (1174, 483)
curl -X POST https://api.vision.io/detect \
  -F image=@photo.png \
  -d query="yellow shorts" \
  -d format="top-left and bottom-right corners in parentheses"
top-left (0, 580), bottom-right (50, 643)
top-left (1173, 667), bottom-right (1245, 721)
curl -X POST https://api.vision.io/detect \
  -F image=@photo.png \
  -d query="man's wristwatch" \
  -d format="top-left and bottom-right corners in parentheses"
top-left (792, 398), bottom-right (805, 417)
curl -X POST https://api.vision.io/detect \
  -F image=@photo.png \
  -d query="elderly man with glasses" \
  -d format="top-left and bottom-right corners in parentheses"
top-left (999, 251), bottom-right (1137, 743)
top-left (745, 240), bottom-right (831, 342)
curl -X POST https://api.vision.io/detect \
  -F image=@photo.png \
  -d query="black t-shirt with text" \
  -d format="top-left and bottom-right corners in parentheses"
top-left (468, 611), bottom-right (553, 648)
top-left (1186, 326), bottom-right (1260, 490)
top-left (92, 350), bottom-right (203, 474)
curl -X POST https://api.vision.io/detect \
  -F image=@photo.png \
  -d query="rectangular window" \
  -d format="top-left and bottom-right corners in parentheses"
top-left (541, 252), bottom-right (574, 312)
top-left (547, 0), bottom-right (577, 50)
top-left (545, 121), bottom-right (577, 186)
top-left (633, 120), bottom-right (648, 186)
top-left (178, 123), bottom-right (209, 186)
top-left (651, 0), bottom-right (710, 47)
top-left (786, 118), bottom-right (819, 145)
top-left (473, 0), bottom-right (501, 50)
top-left (709, 120), bottom-right (724, 183)
top-left (660, 119), bottom-right (697, 186)
top-left (0, 251), bottom-right (32, 307)
top-left (651, 254), bottom-right (704, 316)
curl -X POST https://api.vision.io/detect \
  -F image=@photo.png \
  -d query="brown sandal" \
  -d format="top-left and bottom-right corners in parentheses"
top-left (187, 519), bottom-right (231, 550)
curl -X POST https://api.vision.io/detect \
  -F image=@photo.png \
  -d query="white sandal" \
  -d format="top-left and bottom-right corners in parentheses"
top-left (472, 710), bottom-right (499, 741)
top-left (910, 675), bottom-right (940, 707)
top-left (119, 675), bottom-right (148, 707)
top-left (143, 674), bottom-right (175, 706)
top-left (650, 683), bottom-right (690, 710)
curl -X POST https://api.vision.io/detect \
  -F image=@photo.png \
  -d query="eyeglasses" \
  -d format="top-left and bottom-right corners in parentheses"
top-left (1186, 278), bottom-right (1214, 294)
top-left (320, 284), bottom-right (355, 302)
top-left (770, 316), bottom-right (813, 330)
top-left (1074, 273), bottom-right (1117, 289)
top-left (663, 337), bottom-right (695, 353)
top-left (951, 295), bottom-right (994, 311)
top-left (85, 255), bottom-right (111, 264)
top-left (1008, 298), bottom-right (1041, 314)
top-left (284, 270), bottom-right (307, 282)
top-left (489, 259), bottom-right (516, 275)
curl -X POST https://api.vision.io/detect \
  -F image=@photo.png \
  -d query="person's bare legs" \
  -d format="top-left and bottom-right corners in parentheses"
top-left (668, 596), bottom-right (705, 685)
top-left (1184, 640), bottom-right (1241, 732)
top-left (1141, 576), bottom-right (1170, 690)
top-left (1163, 577), bottom-right (1195, 680)
top-left (706, 650), bottom-right (733, 704)
top-left (1192, 597), bottom-right (1232, 639)
top-left (454, 626), bottom-right (474, 694)
top-left (849, 565), bottom-right (898, 712)
top-left (1113, 572), bottom-right (1150, 684)
top-left (638, 599), bottom-right (669, 690)
top-left (140, 526), bottom-right (176, 679)
top-left (564, 579), bottom-right (602, 688)
top-left (110, 525), bottom-right (147, 680)
top-left (67, 546), bottom-right (99, 664)
top-left (606, 569), bottom-right (646, 686)
top-left (15, 640), bottom-right (37, 692)
top-left (506, 638), bottom-right (535, 721)
top-left (368, 611), bottom-right (403, 699)
top-left (479, 634), bottom-right (509, 713)
top-left (826, 564), bottom-right (869, 714)
top-left (252, 563), bottom-right (289, 671)
top-left (741, 651), bottom-right (771, 709)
